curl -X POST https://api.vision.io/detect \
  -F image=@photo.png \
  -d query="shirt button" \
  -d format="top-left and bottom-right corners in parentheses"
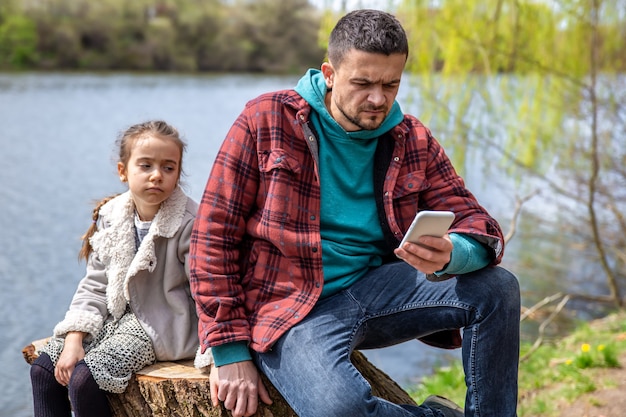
top-left (315, 282), bottom-right (321, 288)
top-left (312, 247), bottom-right (318, 253)
top-left (394, 156), bottom-right (400, 162)
top-left (310, 215), bottom-right (316, 221)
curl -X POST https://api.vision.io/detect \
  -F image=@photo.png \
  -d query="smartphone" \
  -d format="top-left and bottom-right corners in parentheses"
top-left (399, 210), bottom-right (455, 248)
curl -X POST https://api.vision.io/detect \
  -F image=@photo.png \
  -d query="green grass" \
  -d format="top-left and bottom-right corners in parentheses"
top-left (407, 312), bottom-right (626, 416)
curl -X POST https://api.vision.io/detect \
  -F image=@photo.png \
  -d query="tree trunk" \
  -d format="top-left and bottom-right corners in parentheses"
top-left (23, 338), bottom-right (416, 417)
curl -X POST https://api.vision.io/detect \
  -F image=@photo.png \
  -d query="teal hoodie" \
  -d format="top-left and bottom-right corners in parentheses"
top-left (296, 69), bottom-right (405, 297)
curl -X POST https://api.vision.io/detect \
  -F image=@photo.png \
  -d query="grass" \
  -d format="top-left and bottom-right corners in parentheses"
top-left (407, 312), bottom-right (626, 416)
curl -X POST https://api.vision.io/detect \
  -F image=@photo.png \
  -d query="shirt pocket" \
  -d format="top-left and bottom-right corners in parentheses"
top-left (258, 149), bottom-right (302, 224)
top-left (393, 171), bottom-right (431, 206)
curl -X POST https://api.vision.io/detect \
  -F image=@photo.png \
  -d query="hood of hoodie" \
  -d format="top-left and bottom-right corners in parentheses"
top-left (294, 68), bottom-right (404, 140)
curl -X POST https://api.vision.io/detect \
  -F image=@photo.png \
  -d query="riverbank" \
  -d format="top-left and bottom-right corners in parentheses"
top-left (409, 311), bottom-right (626, 417)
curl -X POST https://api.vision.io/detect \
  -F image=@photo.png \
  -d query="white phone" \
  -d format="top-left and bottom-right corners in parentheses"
top-left (399, 210), bottom-right (455, 247)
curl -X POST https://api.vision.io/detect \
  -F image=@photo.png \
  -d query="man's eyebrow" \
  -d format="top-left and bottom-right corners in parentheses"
top-left (351, 77), bottom-right (401, 84)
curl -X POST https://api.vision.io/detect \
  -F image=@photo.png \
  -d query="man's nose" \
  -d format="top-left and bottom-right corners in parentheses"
top-left (368, 86), bottom-right (385, 106)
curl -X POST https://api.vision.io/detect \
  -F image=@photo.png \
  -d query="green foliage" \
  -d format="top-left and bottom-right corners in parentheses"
top-left (0, 0), bottom-right (19, 21)
top-left (408, 360), bottom-right (466, 408)
top-left (0, 14), bottom-right (38, 68)
top-left (409, 313), bottom-right (626, 416)
top-left (392, 0), bottom-right (624, 177)
top-left (3, 0), bottom-right (325, 73)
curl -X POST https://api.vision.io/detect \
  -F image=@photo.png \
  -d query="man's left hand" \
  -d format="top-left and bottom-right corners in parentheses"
top-left (394, 234), bottom-right (453, 274)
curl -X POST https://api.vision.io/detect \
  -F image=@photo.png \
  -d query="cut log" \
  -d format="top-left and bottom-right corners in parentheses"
top-left (23, 338), bottom-right (416, 416)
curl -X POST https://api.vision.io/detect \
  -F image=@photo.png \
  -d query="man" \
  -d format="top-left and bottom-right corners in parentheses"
top-left (190, 9), bottom-right (520, 417)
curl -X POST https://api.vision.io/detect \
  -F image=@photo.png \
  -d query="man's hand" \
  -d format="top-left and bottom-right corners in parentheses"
top-left (210, 360), bottom-right (272, 417)
top-left (394, 234), bottom-right (453, 274)
top-left (54, 331), bottom-right (86, 386)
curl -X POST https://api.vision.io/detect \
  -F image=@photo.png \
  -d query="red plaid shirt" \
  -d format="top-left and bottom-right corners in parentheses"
top-left (190, 89), bottom-right (504, 353)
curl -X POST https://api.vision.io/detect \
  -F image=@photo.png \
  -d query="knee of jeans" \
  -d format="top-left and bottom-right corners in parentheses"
top-left (467, 267), bottom-right (520, 315)
top-left (492, 267), bottom-right (521, 308)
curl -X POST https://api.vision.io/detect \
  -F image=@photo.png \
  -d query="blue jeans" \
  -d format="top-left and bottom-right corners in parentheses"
top-left (252, 263), bottom-right (520, 417)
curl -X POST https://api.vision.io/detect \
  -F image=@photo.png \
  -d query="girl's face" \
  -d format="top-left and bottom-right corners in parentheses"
top-left (117, 135), bottom-right (181, 221)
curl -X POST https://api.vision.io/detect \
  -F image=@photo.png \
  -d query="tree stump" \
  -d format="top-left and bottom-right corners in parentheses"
top-left (23, 338), bottom-right (416, 416)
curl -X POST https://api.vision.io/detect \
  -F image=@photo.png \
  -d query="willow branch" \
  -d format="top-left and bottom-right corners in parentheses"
top-left (504, 190), bottom-right (540, 244)
top-left (520, 294), bottom-right (571, 362)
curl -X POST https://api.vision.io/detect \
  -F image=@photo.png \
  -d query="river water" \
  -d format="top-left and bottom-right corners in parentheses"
top-left (0, 71), bottom-right (581, 416)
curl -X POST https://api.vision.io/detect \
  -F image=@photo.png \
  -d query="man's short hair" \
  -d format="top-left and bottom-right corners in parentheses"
top-left (328, 9), bottom-right (409, 68)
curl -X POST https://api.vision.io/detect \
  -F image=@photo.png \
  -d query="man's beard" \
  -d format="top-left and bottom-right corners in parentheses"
top-left (337, 102), bottom-right (386, 131)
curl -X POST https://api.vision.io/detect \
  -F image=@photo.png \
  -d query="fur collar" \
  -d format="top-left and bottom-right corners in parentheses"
top-left (89, 187), bottom-right (188, 319)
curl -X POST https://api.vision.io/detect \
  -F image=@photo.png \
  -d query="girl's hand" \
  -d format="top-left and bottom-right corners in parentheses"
top-left (54, 331), bottom-right (86, 386)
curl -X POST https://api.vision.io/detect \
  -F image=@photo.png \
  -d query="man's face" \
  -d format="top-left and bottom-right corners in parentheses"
top-left (321, 49), bottom-right (406, 131)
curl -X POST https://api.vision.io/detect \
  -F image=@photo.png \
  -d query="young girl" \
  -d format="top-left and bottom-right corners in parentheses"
top-left (30, 120), bottom-right (212, 417)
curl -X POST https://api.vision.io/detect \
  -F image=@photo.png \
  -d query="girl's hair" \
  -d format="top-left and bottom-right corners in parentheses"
top-left (115, 120), bottom-right (187, 175)
top-left (78, 120), bottom-right (187, 261)
top-left (78, 194), bottom-right (119, 261)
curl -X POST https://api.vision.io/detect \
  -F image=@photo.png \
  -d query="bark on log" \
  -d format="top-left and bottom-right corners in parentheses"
top-left (23, 338), bottom-right (416, 416)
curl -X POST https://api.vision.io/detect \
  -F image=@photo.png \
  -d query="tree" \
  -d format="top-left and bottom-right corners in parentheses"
top-left (390, 0), bottom-right (625, 309)
top-left (5, 0), bottom-right (325, 73)
top-left (211, 0), bottom-right (325, 73)
top-left (0, 14), bottom-right (38, 68)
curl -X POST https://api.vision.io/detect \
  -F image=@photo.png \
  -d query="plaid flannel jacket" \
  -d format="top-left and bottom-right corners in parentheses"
top-left (190, 89), bottom-right (504, 354)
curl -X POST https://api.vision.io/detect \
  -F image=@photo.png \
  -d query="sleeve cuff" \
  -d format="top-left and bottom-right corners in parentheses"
top-left (52, 310), bottom-right (103, 341)
top-left (211, 341), bottom-right (252, 367)
top-left (436, 233), bottom-right (490, 276)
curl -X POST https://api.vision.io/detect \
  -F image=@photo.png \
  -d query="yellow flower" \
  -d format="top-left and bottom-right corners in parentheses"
top-left (565, 359), bottom-right (573, 365)
top-left (597, 344), bottom-right (605, 351)
top-left (581, 343), bottom-right (591, 353)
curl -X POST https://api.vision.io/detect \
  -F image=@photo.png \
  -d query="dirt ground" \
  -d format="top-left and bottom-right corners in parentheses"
top-left (553, 353), bottom-right (626, 417)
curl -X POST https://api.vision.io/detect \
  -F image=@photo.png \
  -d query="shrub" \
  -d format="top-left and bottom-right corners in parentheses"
top-left (0, 14), bottom-right (38, 68)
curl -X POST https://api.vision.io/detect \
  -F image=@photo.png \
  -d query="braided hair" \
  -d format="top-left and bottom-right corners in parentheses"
top-left (78, 194), bottom-right (119, 261)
